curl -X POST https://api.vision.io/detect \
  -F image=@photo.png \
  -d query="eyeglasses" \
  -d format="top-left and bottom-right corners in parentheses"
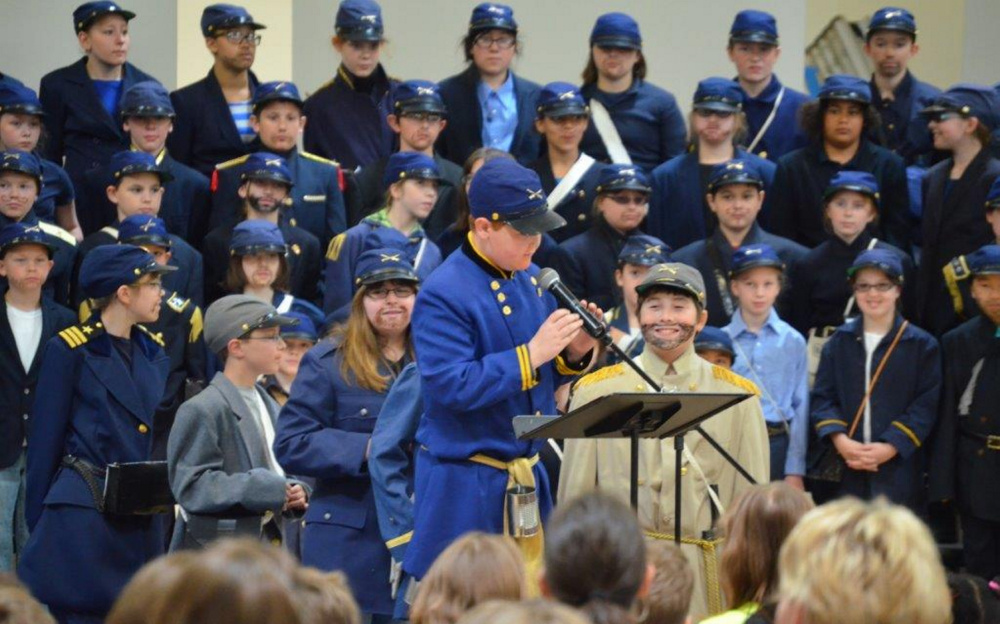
top-left (605, 194), bottom-right (648, 206)
top-left (365, 286), bottom-right (417, 300)
top-left (694, 109), bottom-right (735, 119)
top-left (853, 282), bottom-right (895, 293)
top-left (400, 112), bottom-right (444, 124)
top-left (474, 34), bottom-right (516, 49)
top-left (926, 111), bottom-right (963, 123)
top-left (132, 280), bottom-right (163, 290)
top-left (220, 31), bottom-right (261, 46)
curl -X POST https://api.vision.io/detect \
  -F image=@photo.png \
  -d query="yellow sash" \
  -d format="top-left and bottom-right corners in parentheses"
top-left (468, 453), bottom-right (543, 594)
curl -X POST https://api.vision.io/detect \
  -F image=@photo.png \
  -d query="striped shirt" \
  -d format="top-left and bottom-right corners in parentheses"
top-left (229, 100), bottom-right (255, 143)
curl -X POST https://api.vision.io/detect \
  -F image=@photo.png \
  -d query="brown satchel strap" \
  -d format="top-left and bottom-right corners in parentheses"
top-left (847, 321), bottom-right (909, 438)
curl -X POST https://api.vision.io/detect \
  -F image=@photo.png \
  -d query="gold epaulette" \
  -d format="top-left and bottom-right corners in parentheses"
top-left (712, 365), bottom-right (760, 396)
top-left (165, 292), bottom-right (190, 313)
top-left (135, 323), bottom-right (165, 347)
top-left (189, 306), bottom-right (204, 343)
top-left (942, 255), bottom-right (971, 317)
top-left (37, 221), bottom-right (77, 246)
top-left (573, 362), bottom-right (626, 391)
top-left (326, 232), bottom-right (346, 261)
top-left (301, 151), bottom-right (339, 168)
top-left (58, 322), bottom-right (103, 349)
top-left (215, 154), bottom-right (251, 171)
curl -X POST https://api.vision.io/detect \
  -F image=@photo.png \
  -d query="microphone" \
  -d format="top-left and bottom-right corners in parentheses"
top-left (537, 268), bottom-right (608, 341)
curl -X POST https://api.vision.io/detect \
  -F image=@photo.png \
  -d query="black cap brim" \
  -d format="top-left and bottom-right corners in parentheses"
top-left (243, 170), bottom-right (294, 188)
top-left (729, 32), bottom-right (778, 45)
top-left (123, 234), bottom-right (172, 249)
top-left (693, 100), bottom-right (741, 113)
top-left (469, 20), bottom-right (517, 34)
top-left (280, 329), bottom-right (317, 341)
top-left (537, 104), bottom-right (589, 119)
top-left (820, 91), bottom-right (871, 105)
top-left (694, 342), bottom-right (735, 357)
top-left (143, 263), bottom-right (178, 276)
top-left (598, 180), bottom-right (652, 195)
top-left (708, 174), bottom-right (763, 193)
top-left (729, 259), bottom-right (784, 277)
top-left (973, 266), bottom-right (1000, 276)
top-left (823, 184), bottom-right (880, 205)
top-left (867, 25), bottom-right (916, 39)
top-left (121, 106), bottom-right (175, 119)
top-left (358, 268), bottom-right (420, 286)
top-left (591, 37), bottom-right (641, 50)
top-left (0, 103), bottom-right (45, 117)
top-left (0, 238), bottom-right (57, 257)
top-left (252, 95), bottom-right (303, 115)
top-left (507, 208), bottom-right (566, 236)
top-left (230, 244), bottom-right (287, 256)
top-left (336, 27), bottom-right (383, 42)
top-left (847, 262), bottom-right (902, 282)
top-left (635, 279), bottom-right (702, 302)
top-left (257, 314), bottom-right (298, 329)
top-left (395, 101), bottom-right (448, 116)
top-left (114, 166), bottom-right (174, 184)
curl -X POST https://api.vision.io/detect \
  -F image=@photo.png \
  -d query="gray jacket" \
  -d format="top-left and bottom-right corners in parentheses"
top-left (167, 372), bottom-right (296, 549)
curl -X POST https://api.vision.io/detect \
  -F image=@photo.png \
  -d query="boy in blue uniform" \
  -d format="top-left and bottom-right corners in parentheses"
top-left (261, 311), bottom-right (318, 406)
top-left (168, 4), bottom-right (265, 177)
top-left (324, 152), bottom-right (443, 319)
top-left (0, 82), bottom-right (81, 239)
top-left (529, 82), bottom-right (604, 243)
top-left (673, 158), bottom-right (806, 327)
top-left (723, 244), bottom-right (808, 486)
top-left (351, 80), bottom-right (463, 238)
top-left (864, 7), bottom-right (941, 167)
top-left (693, 325), bottom-right (735, 368)
top-left (603, 233), bottom-right (670, 363)
top-left (930, 245), bottom-right (1000, 579)
top-left (81, 82), bottom-right (212, 245)
top-left (39, 1), bottom-right (156, 236)
top-left (942, 178), bottom-right (1000, 321)
top-left (727, 10), bottom-right (810, 163)
top-left (579, 12), bottom-right (686, 171)
top-left (73, 151), bottom-right (203, 307)
top-left (201, 152), bottom-right (321, 306)
top-left (303, 0), bottom-right (397, 171)
top-left (20, 244), bottom-right (174, 623)
top-left (0, 223), bottom-right (76, 573)
top-left (0, 151), bottom-right (78, 308)
top-left (404, 158), bottom-right (599, 582)
top-left (211, 81), bottom-right (347, 250)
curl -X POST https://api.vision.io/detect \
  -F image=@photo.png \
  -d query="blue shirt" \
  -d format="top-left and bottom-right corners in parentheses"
top-left (724, 308), bottom-right (809, 476)
top-left (91, 79), bottom-right (124, 118)
top-left (477, 73), bottom-right (517, 152)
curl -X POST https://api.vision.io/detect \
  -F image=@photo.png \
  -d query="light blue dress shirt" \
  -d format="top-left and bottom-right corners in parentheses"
top-left (724, 308), bottom-right (810, 476)
top-left (477, 72), bottom-right (517, 152)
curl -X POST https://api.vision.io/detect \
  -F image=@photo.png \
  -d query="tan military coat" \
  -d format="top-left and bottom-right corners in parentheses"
top-left (559, 345), bottom-right (770, 619)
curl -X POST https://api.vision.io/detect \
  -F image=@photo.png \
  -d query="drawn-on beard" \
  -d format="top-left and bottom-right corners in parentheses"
top-left (641, 322), bottom-right (696, 352)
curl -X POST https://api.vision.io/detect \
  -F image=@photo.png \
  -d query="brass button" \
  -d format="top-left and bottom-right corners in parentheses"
top-left (635, 384), bottom-right (645, 391)
top-left (530, 277), bottom-right (538, 286)
top-left (680, 467), bottom-right (688, 476)
top-left (577, 190), bottom-right (585, 198)
top-left (271, 538), bottom-right (281, 546)
top-left (578, 213), bottom-right (586, 221)
top-left (978, 449), bottom-right (985, 457)
top-left (502, 306), bottom-right (512, 316)
top-left (689, 383), bottom-right (698, 391)
top-left (491, 281), bottom-right (500, 291)
top-left (138, 424), bottom-right (149, 434)
top-left (497, 293), bottom-right (506, 303)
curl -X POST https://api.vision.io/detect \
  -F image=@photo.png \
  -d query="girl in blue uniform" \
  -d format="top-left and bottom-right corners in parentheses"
top-left (39, 2), bottom-right (156, 236)
top-left (225, 220), bottom-right (324, 332)
top-left (549, 164), bottom-right (651, 311)
top-left (579, 12), bottom-right (686, 171)
top-left (275, 249), bottom-right (419, 623)
top-left (303, 0), bottom-right (396, 171)
top-left (0, 82), bottom-right (82, 240)
top-left (19, 244), bottom-right (173, 623)
top-left (811, 249), bottom-right (940, 511)
top-left (650, 77), bottom-right (775, 250)
top-left (789, 171), bottom-right (916, 383)
top-left (435, 3), bottom-right (541, 166)
top-left (324, 152), bottom-right (442, 318)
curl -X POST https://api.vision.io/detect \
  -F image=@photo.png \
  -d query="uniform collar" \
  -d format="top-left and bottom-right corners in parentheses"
top-left (336, 64), bottom-right (389, 93)
top-left (477, 71), bottom-right (514, 99)
top-left (830, 229), bottom-right (874, 252)
top-left (363, 207), bottom-right (425, 237)
top-left (870, 70), bottom-right (914, 104)
top-left (728, 308), bottom-right (779, 336)
top-left (639, 343), bottom-right (698, 383)
top-left (811, 139), bottom-right (876, 167)
top-left (129, 145), bottom-right (167, 166)
top-left (741, 74), bottom-right (783, 103)
top-left (462, 231), bottom-right (514, 280)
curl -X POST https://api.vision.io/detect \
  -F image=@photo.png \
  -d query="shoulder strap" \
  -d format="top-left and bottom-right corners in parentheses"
top-left (847, 320), bottom-right (908, 438)
top-left (705, 237), bottom-right (735, 317)
top-left (546, 154), bottom-right (597, 210)
top-left (588, 99), bottom-right (633, 165)
top-left (746, 86), bottom-right (785, 154)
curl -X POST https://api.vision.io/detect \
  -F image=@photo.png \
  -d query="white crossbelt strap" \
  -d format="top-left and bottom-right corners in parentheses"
top-left (959, 359), bottom-right (985, 416)
top-left (546, 153), bottom-right (597, 210)
top-left (682, 446), bottom-right (726, 517)
top-left (589, 99), bottom-right (633, 165)
top-left (413, 237), bottom-right (428, 271)
top-left (747, 86), bottom-right (785, 154)
top-left (276, 294), bottom-right (294, 314)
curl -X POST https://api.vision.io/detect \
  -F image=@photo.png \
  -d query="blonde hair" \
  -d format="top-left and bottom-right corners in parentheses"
top-left (777, 497), bottom-right (951, 624)
top-left (456, 599), bottom-right (591, 624)
top-left (0, 586), bottom-right (56, 624)
top-left (337, 283), bottom-right (414, 393)
top-left (292, 568), bottom-right (361, 624)
top-left (410, 533), bottom-right (527, 624)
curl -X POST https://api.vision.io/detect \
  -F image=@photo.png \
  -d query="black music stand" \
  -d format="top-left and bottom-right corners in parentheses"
top-left (515, 391), bottom-right (753, 545)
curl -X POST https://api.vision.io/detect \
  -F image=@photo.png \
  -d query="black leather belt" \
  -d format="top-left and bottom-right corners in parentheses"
top-left (960, 429), bottom-right (1000, 451)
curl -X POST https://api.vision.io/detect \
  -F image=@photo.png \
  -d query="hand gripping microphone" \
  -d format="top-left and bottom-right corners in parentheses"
top-left (537, 268), bottom-right (609, 342)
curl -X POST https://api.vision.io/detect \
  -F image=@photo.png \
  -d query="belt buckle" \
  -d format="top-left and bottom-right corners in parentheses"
top-left (988, 435), bottom-right (1000, 451)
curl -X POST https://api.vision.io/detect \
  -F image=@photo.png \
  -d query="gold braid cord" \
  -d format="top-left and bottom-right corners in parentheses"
top-left (645, 530), bottom-right (725, 615)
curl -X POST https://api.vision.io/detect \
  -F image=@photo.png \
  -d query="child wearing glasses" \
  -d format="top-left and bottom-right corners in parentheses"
top-left (810, 248), bottom-right (940, 510)
top-left (435, 3), bottom-right (542, 166)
